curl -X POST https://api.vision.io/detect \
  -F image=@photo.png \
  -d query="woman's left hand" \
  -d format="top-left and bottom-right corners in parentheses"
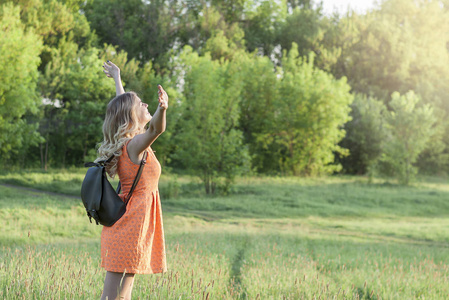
top-left (103, 61), bottom-right (120, 80)
top-left (158, 85), bottom-right (168, 110)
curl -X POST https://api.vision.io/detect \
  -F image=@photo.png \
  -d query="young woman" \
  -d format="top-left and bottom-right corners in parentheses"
top-left (96, 61), bottom-right (168, 300)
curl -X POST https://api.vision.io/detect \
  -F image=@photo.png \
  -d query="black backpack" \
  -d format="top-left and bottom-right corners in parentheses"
top-left (80, 152), bottom-right (147, 226)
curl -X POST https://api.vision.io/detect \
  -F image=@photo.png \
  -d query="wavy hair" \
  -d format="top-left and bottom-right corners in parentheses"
top-left (96, 92), bottom-right (144, 177)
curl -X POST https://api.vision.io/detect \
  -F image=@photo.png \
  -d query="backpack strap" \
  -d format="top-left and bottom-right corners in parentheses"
top-left (84, 155), bottom-right (114, 168)
top-left (124, 151), bottom-right (148, 205)
top-left (105, 155), bottom-right (115, 164)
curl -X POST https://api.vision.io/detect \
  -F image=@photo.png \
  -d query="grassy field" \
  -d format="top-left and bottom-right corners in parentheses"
top-left (0, 169), bottom-right (448, 299)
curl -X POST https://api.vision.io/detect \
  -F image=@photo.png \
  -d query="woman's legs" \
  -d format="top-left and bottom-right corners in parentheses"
top-left (101, 271), bottom-right (135, 300)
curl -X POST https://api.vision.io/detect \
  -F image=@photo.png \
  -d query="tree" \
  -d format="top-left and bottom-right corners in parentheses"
top-left (38, 38), bottom-right (118, 168)
top-left (379, 91), bottom-right (437, 184)
top-left (259, 43), bottom-right (353, 176)
top-left (276, 3), bottom-right (343, 71)
top-left (198, 5), bottom-right (247, 60)
top-left (0, 0), bottom-right (109, 168)
top-left (415, 118), bottom-right (449, 175)
top-left (83, 0), bottom-right (188, 68)
top-left (173, 46), bottom-right (249, 194)
top-left (8, 0), bottom-right (95, 66)
top-left (333, 0), bottom-right (449, 175)
top-left (286, 0), bottom-right (314, 10)
top-left (338, 94), bottom-right (387, 175)
top-left (0, 3), bottom-right (43, 161)
top-left (210, 0), bottom-right (247, 24)
top-left (335, 0), bottom-right (449, 103)
top-left (237, 52), bottom-right (280, 173)
top-left (241, 0), bottom-right (286, 56)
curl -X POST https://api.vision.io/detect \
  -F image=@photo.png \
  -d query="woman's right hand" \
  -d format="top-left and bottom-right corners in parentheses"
top-left (103, 61), bottom-right (120, 80)
top-left (158, 85), bottom-right (169, 110)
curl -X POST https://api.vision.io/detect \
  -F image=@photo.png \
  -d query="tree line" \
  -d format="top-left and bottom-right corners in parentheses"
top-left (1, 0), bottom-right (448, 190)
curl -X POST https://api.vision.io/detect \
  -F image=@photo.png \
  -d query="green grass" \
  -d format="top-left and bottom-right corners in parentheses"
top-left (1, 171), bottom-right (449, 299)
top-left (0, 168), bottom-right (87, 196)
top-left (2, 169), bottom-right (449, 218)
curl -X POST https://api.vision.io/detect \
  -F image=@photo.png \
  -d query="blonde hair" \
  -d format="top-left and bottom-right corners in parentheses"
top-left (96, 92), bottom-right (144, 177)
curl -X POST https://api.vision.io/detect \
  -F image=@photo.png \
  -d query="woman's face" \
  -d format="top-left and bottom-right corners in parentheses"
top-left (136, 97), bottom-right (152, 125)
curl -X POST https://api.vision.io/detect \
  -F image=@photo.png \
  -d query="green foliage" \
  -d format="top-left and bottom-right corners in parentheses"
top-left (2, 0), bottom-right (449, 177)
top-left (12, 0), bottom-right (95, 62)
top-left (242, 0), bottom-right (286, 55)
top-left (379, 91), bottom-right (437, 184)
top-left (278, 6), bottom-right (323, 57)
top-left (339, 94), bottom-right (387, 175)
top-left (337, 0), bottom-right (449, 103)
top-left (83, 0), bottom-right (188, 67)
top-left (238, 53), bottom-right (280, 173)
top-left (0, 3), bottom-right (43, 160)
top-left (38, 38), bottom-right (114, 167)
top-left (259, 44), bottom-right (353, 176)
top-left (415, 118), bottom-right (449, 175)
top-left (173, 47), bottom-right (250, 194)
top-left (277, 4), bottom-right (343, 71)
top-left (199, 6), bottom-right (247, 60)
top-left (209, 0), bottom-right (247, 24)
top-left (330, 0), bottom-right (449, 175)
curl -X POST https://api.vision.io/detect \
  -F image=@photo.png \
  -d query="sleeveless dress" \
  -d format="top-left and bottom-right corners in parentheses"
top-left (100, 141), bottom-right (167, 274)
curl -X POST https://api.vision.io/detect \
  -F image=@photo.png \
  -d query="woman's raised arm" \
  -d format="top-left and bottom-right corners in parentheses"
top-left (103, 61), bottom-right (125, 96)
top-left (128, 85), bottom-right (168, 157)
top-left (148, 85), bottom-right (168, 134)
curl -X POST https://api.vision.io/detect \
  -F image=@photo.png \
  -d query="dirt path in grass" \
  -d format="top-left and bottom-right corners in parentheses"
top-left (0, 183), bottom-right (79, 199)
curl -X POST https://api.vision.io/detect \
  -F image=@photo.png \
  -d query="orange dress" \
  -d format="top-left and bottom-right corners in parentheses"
top-left (101, 141), bottom-right (167, 274)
